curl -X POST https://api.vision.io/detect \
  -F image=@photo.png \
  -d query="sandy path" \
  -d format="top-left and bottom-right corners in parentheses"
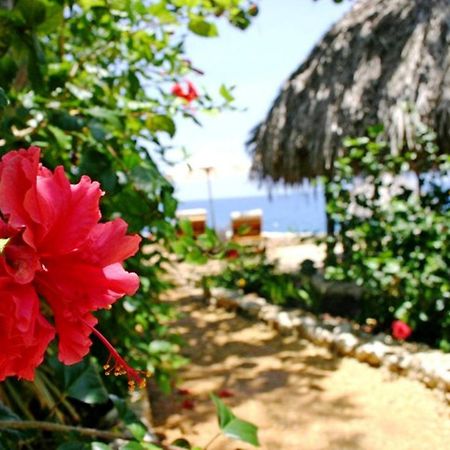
top-left (151, 288), bottom-right (450, 450)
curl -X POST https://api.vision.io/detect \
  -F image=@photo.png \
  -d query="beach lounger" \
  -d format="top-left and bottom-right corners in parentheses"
top-left (176, 208), bottom-right (207, 237)
top-left (230, 209), bottom-right (265, 252)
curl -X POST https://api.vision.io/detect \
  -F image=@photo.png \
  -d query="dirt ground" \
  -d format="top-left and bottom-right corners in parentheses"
top-left (151, 286), bottom-right (450, 450)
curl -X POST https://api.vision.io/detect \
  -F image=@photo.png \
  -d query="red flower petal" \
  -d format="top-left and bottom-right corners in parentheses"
top-left (53, 310), bottom-right (98, 365)
top-left (0, 278), bottom-right (55, 381)
top-left (2, 239), bottom-right (41, 284)
top-left (24, 169), bottom-right (102, 255)
top-left (171, 84), bottom-right (184, 97)
top-left (218, 388), bottom-right (234, 398)
top-left (186, 81), bottom-right (199, 102)
top-left (77, 219), bottom-right (141, 266)
top-left (0, 147), bottom-right (40, 233)
top-left (36, 257), bottom-right (139, 364)
top-left (171, 80), bottom-right (198, 103)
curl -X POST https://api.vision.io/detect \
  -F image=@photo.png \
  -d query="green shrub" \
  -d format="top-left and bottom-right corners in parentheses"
top-left (325, 126), bottom-right (449, 349)
top-left (208, 252), bottom-right (313, 308)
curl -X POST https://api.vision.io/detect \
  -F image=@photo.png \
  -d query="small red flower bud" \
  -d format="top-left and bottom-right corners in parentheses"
top-left (391, 320), bottom-right (412, 340)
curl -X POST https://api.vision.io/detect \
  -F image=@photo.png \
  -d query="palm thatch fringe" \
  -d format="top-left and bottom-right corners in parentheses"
top-left (248, 0), bottom-right (450, 185)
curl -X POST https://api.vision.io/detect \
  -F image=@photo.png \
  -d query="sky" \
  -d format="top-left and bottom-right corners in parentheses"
top-left (166, 0), bottom-right (352, 201)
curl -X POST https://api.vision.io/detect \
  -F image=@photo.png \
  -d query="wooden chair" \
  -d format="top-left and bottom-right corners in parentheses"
top-left (230, 209), bottom-right (264, 251)
top-left (176, 208), bottom-right (207, 237)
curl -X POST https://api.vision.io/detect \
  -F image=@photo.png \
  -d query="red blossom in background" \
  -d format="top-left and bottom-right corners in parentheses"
top-left (171, 80), bottom-right (199, 103)
top-left (181, 399), bottom-right (195, 410)
top-left (0, 147), bottom-right (142, 386)
top-left (391, 320), bottom-right (412, 341)
top-left (225, 248), bottom-right (239, 259)
top-left (217, 388), bottom-right (234, 398)
top-left (176, 387), bottom-right (192, 396)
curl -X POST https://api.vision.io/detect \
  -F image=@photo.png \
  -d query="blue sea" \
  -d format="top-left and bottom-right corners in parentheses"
top-left (180, 189), bottom-right (326, 233)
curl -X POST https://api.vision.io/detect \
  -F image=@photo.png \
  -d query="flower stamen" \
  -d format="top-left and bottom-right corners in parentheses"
top-left (87, 323), bottom-right (150, 391)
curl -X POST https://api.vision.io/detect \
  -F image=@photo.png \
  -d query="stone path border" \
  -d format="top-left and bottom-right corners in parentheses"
top-left (206, 287), bottom-right (450, 400)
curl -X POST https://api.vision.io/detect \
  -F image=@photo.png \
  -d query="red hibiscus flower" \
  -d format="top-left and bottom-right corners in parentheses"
top-left (0, 147), bottom-right (143, 387)
top-left (171, 80), bottom-right (199, 103)
top-left (391, 320), bottom-right (412, 341)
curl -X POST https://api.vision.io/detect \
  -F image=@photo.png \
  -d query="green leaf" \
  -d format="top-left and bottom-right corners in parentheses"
top-left (219, 84), bottom-right (234, 103)
top-left (16, 0), bottom-right (47, 28)
top-left (109, 400), bottom-right (156, 448)
top-left (57, 444), bottom-right (111, 450)
top-left (57, 443), bottom-right (89, 450)
top-left (148, 339), bottom-right (175, 354)
top-left (178, 219), bottom-right (194, 237)
top-left (0, 87), bottom-right (9, 108)
top-left (120, 444), bottom-right (143, 450)
top-left (88, 122), bottom-right (107, 142)
top-left (162, 188), bottom-right (178, 217)
top-left (170, 439), bottom-right (191, 449)
top-left (188, 18), bottom-right (218, 37)
top-left (37, 3), bottom-right (64, 34)
top-left (63, 359), bottom-right (109, 405)
top-left (146, 114), bottom-right (176, 137)
top-left (109, 394), bottom-right (144, 425)
top-left (79, 0), bottom-right (106, 8)
top-left (148, 2), bottom-right (176, 24)
top-left (230, 10), bottom-right (251, 30)
top-left (90, 444), bottom-right (112, 450)
top-left (222, 418), bottom-right (260, 447)
top-left (48, 125), bottom-right (71, 150)
top-left (211, 394), bottom-right (260, 446)
top-left (122, 443), bottom-right (161, 450)
top-left (127, 422), bottom-right (147, 441)
top-left (86, 107), bottom-right (121, 128)
top-left (211, 394), bottom-right (235, 429)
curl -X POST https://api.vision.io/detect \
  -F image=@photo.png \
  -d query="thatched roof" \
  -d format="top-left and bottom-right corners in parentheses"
top-left (248, 0), bottom-right (450, 184)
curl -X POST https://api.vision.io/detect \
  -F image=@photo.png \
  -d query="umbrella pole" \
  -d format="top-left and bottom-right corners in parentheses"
top-left (204, 167), bottom-right (216, 230)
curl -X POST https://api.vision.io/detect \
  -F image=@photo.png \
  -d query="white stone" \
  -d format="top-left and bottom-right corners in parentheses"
top-left (207, 286), bottom-right (450, 395)
top-left (296, 316), bottom-right (318, 339)
top-left (315, 327), bottom-right (335, 346)
top-left (334, 332), bottom-right (360, 355)
top-left (436, 369), bottom-right (450, 392)
top-left (258, 304), bottom-right (281, 323)
top-left (238, 295), bottom-right (267, 317)
top-left (277, 311), bottom-right (293, 327)
top-left (332, 323), bottom-right (353, 335)
top-left (355, 341), bottom-right (390, 366)
top-left (210, 287), bottom-right (241, 301)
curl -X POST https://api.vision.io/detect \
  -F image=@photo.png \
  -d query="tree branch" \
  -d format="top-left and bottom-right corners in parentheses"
top-left (0, 420), bottom-right (132, 441)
